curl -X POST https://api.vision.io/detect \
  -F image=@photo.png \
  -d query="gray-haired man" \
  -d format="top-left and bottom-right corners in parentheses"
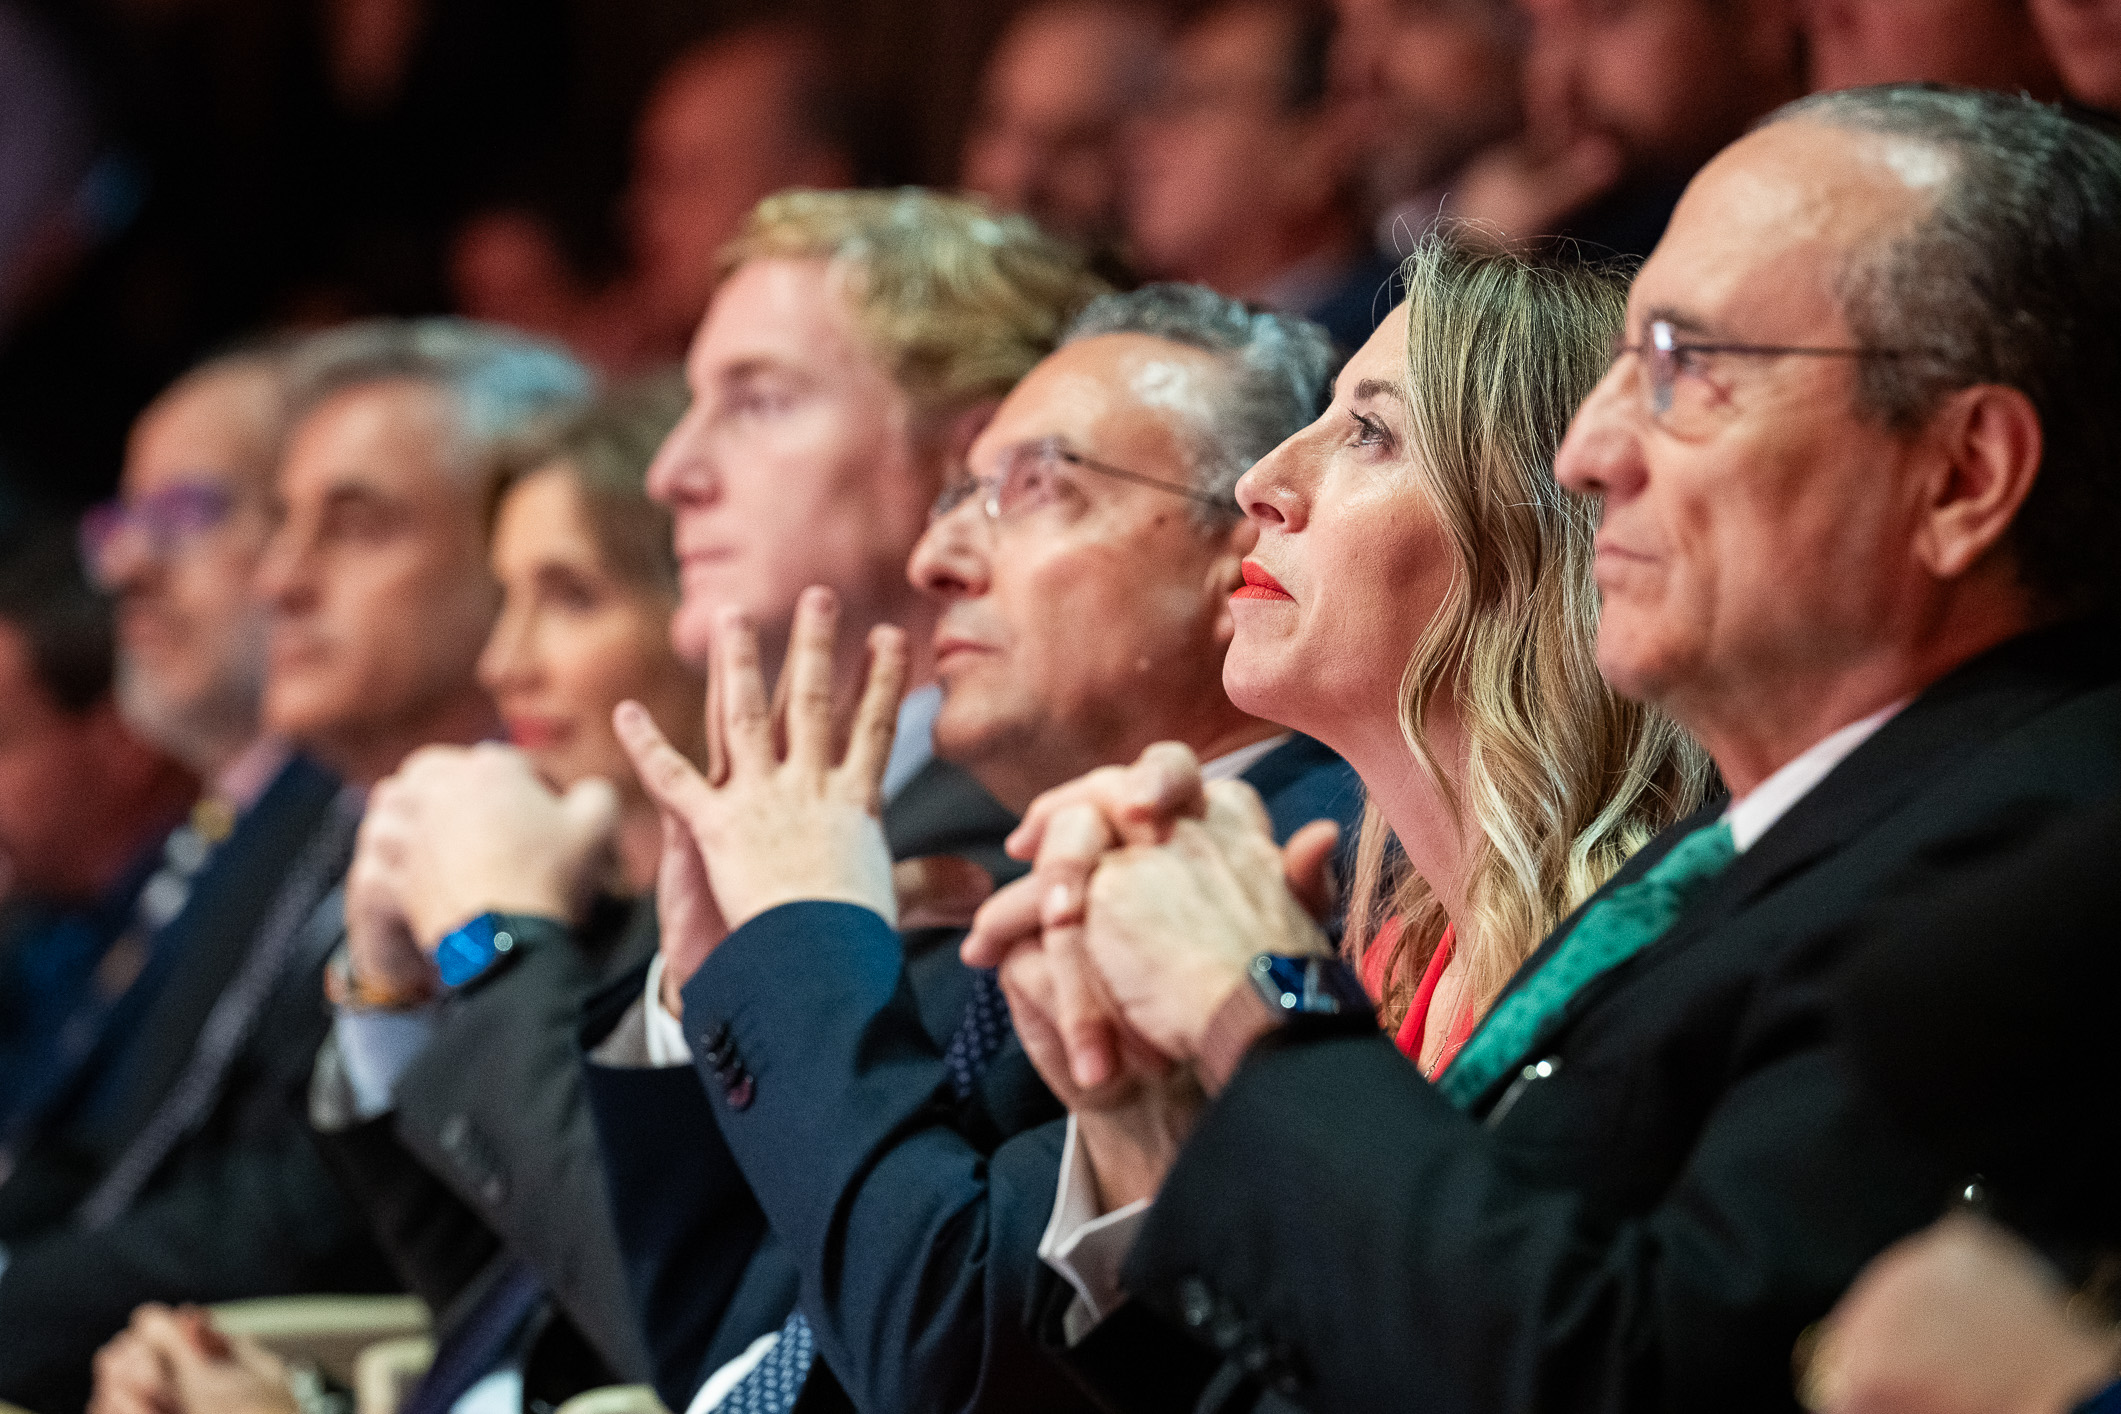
top-left (0, 319), bottom-right (587, 1412)
top-left (601, 283), bottom-right (1360, 1413)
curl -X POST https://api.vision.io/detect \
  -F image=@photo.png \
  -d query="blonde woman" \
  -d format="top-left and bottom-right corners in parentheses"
top-left (985, 236), bottom-right (1708, 1089)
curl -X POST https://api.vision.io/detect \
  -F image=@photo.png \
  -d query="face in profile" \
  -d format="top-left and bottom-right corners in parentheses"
top-left (478, 466), bottom-right (702, 800)
top-left (909, 332), bottom-right (1252, 807)
top-left (256, 380), bottom-right (500, 777)
top-left (647, 257), bottom-right (940, 671)
top-left (1553, 120), bottom-right (1934, 713)
top-left (91, 366), bottom-right (279, 766)
top-left (1224, 304), bottom-right (1454, 754)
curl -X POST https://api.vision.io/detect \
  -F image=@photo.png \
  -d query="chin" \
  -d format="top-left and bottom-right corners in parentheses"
top-left (1221, 645), bottom-right (1297, 724)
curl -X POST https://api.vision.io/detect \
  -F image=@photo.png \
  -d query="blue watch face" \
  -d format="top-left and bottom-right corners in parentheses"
top-left (1251, 954), bottom-right (1370, 1018)
top-left (435, 914), bottom-right (517, 988)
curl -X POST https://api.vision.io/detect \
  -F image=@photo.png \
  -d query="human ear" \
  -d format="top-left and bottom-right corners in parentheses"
top-left (1912, 383), bottom-right (2043, 582)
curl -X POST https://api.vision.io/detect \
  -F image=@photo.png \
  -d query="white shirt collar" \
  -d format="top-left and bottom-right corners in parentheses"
top-left (881, 684), bottom-right (943, 803)
top-left (1722, 700), bottom-right (1908, 853)
top-left (1200, 733), bottom-right (1291, 785)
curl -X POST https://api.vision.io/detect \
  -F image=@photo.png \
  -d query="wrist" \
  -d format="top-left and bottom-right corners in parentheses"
top-left (327, 946), bottom-right (435, 1012)
top-left (1197, 980), bottom-right (1275, 1097)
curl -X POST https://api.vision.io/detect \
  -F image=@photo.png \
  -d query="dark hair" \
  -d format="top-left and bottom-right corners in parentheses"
top-left (1062, 282), bottom-right (1339, 522)
top-left (490, 372), bottom-right (689, 593)
top-left (0, 521), bottom-right (115, 715)
top-left (1768, 84), bottom-right (2121, 615)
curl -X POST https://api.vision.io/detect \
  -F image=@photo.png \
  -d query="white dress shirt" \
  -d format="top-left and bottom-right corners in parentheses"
top-left (1038, 707), bottom-right (1907, 1340)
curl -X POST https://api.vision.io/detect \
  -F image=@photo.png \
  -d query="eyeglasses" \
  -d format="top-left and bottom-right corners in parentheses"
top-left (1610, 319), bottom-right (1942, 440)
top-left (929, 436), bottom-right (1232, 524)
top-left (79, 483), bottom-right (239, 587)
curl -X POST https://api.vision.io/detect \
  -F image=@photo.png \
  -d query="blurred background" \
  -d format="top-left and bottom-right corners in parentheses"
top-left (0, 0), bottom-right (2105, 524)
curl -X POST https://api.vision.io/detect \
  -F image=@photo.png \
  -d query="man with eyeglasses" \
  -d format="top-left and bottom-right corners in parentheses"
top-left (594, 282), bottom-right (1357, 1414)
top-left (948, 86), bottom-right (2121, 1412)
top-left (0, 351), bottom-right (358, 1366)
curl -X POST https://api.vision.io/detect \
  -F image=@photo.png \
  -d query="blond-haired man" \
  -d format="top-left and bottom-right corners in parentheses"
top-left (90, 188), bottom-right (1106, 1414)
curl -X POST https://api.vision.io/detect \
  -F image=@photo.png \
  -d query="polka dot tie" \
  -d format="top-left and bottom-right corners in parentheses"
top-left (940, 966), bottom-right (1010, 1102)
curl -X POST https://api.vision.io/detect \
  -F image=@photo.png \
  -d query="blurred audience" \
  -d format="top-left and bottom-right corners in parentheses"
top-left (2033, 0), bottom-right (2121, 109)
top-left (1, 349), bottom-right (291, 1182)
top-left (0, 0), bottom-right (98, 343)
top-left (1801, 0), bottom-right (2063, 95)
top-left (967, 85), bottom-right (2121, 1409)
top-left (93, 375), bottom-right (696, 1414)
top-left (0, 319), bottom-right (586, 1412)
top-left (1454, 0), bottom-right (1805, 254)
top-left (959, 0), bottom-right (1168, 254)
top-left (454, 21), bottom-right (860, 375)
top-left (1329, 0), bottom-right (1525, 246)
top-left (0, 524), bottom-right (193, 1162)
top-left (1125, 0), bottom-right (1398, 348)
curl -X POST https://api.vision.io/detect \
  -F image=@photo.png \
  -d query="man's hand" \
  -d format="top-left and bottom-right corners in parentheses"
top-left (90, 1305), bottom-right (297, 1414)
top-left (963, 742), bottom-right (1340, 1089)
top-left (616, 586), bottom-right (906, 1007)
top-left (375, 743), bottom-right (618, 946)
top-left (1804, 1214), bottom-right (2121, 1414)
top-left (1081, 780), bottom-right (1331, 1062)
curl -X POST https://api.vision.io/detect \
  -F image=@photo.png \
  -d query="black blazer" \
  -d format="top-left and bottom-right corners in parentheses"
top-left (1051, 619), bottom-right (2121, 1414)
top-left (582, 756), bottom-right (1023, 1410)
top-left (310, 894), bottom-right (659, 1402)
top-left (0, 756), bottom-right (397, 1414)
top-left (670, 737), bottom-right (1361, 1414)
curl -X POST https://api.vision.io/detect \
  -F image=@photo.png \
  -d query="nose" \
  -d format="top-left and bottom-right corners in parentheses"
top-left (476, 595), bottom-right (539, 700)
top-left (92, 517), bottom-right (156, 595)
top-left (907, 504), bottom-right (991, 602)
top-left (252, 518), bottom-right (315, 618)
top-left (1235, 432), bottom-right (1310, 533)
top-left (1554, 364), bottom-right (1648, 504)
top-left (646, 409), bottom-right (719, 508)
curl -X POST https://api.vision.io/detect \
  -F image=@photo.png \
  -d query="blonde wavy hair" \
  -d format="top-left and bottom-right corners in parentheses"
top-left (1348, 238), bottom-right (1714, 1034)
top-left (720, 188), bottom-right (1109, 426)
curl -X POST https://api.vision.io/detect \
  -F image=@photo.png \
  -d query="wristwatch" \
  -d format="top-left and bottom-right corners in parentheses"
top-left (1199, 953), bottom-right (1376, 1096)
top-left (434, 912), bottom-right (520, 988)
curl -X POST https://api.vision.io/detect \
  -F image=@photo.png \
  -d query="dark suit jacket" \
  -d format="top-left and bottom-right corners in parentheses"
top-left (1047, 620), bottom-right (2121, 1414)
top-left (1835, 789), bottom-right (2121, 1249)
top-left (675, 737), bottom-right (1360, 1414)
top-left (310, 893), bottom-right (658, 1402)
top-left (582, 756), bottom-right (1023, 1410)
top-left (0, 756), bottom-right (397, 1414)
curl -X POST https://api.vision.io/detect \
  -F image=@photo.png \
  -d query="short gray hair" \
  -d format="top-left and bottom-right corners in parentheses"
top-left (1766, 85), bottom-right (2121, 615)
top-left (284, 318), bottom-right (593, 487)
top-left (1061, 283), bottom-right (1337, 523)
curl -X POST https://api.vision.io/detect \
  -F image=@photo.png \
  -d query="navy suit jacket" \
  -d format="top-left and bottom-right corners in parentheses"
top-left (582, 756), bottom-right (1022, 1409)
top-left (671, 737), bottom-right (1360, 1414)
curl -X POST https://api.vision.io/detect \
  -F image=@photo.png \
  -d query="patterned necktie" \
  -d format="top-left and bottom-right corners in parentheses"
top-left (75, 788), bottom-right (364, 1229)
top-left (1439, 819), bottom-right (1736, 1110)
top-left (712, 964), bottom-right (1012, 1411)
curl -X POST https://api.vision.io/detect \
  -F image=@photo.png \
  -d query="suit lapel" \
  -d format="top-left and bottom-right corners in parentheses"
top-left (1466, 619), bottom-right (2121, 1109)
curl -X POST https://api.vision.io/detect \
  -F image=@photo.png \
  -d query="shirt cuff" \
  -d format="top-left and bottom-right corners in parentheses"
top-left (691, 1328), bottom-right (783, 1413)
top-left (587, 955), bottom-right (694, 1068)
top-left (332, 1005), bottom-right (438, 1120)
top-left (1036, 1113), bottom-right (1150, 1345)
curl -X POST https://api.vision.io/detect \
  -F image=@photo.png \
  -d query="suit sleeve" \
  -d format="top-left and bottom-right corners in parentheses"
top-left (1112, 1013), bottom-right (1947, 1414)
top-left (677, 901), bottom-right (1100, 1414)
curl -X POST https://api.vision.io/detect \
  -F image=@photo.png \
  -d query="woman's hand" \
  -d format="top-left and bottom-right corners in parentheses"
top-left (90, 1306), bottom-right (297, 1414)
top-left (616, 587), bottom-right (906, 1011)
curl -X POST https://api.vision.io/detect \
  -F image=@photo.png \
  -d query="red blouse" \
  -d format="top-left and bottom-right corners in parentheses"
top-left (1362, 919), bottom-right (1478, 1078)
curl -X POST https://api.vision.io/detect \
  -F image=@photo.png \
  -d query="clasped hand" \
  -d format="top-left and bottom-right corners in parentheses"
top-left (963, 742), bottom-right (1341, 1098)
top-left (344, 743), bottom-right (619, 1006)
top-left (614, 586), bottom-right (908, 1018)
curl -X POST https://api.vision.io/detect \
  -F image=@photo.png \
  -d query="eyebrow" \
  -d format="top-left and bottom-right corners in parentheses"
top-left (1638, 305), bottom-right (1727, 339)
top-left (1350, 378), bottom-right (1407, 405)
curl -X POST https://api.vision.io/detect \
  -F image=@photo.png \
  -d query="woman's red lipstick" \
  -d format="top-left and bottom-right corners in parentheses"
top-left (1233, 561), bottom-right (1294, 602)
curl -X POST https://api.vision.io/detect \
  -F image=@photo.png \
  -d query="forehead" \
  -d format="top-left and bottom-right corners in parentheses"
top-left (978, 332), bottom-right (1222, 458)
top-left (125, 368), bottom-right (279, 496)
top-left (691, 258), bottom-right (880, 383)
top-left (1632, 119), bottom-right (1939, 338)
top-left (277, 379), bottom-right (462, 506)
top-left (1178, 2), bottom-right (1290, 76)
top-left (493, 467), bottom-right (597, 563)
top-left (1339, 302), bottom-right (1409, 392)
